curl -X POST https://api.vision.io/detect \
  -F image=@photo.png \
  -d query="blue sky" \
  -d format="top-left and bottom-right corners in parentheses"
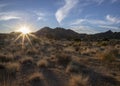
top-left (0, 0), bottom-right (120, 34)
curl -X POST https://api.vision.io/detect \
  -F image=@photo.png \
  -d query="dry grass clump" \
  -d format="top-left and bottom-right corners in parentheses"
top-left (19, 57), bottom-right (36, 74)
top-left (0, 62), bottom-right (20, 81)
top-left (5, 62), bottom-right (20, 73)
top-left (66, 61), bottom-right (80, 73)
top-left (97, 41), bottom-right (108, 46)
top-left (28, 72), bottom-right (44, 86)
top-left (56, 53), bottom-right (71, 67)
top-left (0, 54), bottom-right (13, 63)
top-left (69, 75), bottom-right (89, 86)
top-left (19, 56), bottom-right (33, 65)
top-left (75, 46), bottom-right (80, 52)
top-left (26, 49), bottom-right (38, 56)
top-left (0, 63), bottom-right (6, 80)
top-left (100, 49), bottom-right (119, 62)
top-left (37, 59), bottom-right (49, 68)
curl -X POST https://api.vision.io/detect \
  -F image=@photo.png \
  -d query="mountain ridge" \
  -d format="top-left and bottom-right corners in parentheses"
top-left (0, 27), bottom-right (120, 41)
top-left (35, 27), bottom-right (120, 41)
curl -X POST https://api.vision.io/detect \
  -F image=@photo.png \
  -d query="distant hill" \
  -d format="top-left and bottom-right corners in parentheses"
top-left (35, 27), bottom-right (80, 40)
top-left (88, 30), bottom-right (120, 41)
top-left (0, 27), bottom-right (120, 41)
top-left (35, 27), bottom-right (120, 41)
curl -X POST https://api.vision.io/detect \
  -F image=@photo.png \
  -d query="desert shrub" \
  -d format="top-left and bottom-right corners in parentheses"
top-left (5, 62), bottom-right (20, 77)
top-left (69, 75), bottom-right (89, 86)
top-left (97, 41), bottom-right (108, 46)
top-left (26, 49), bottom-right (38, 56)
top-left (19, 57), bottom-right (35, 74)
top-left (0, 54), bottom-right (13, 63)
top-left (19, 57), bottom-right (33, 65)
top-left (28, 72), bottom-right (44, 86)
top-left (0, 62), bottom-right (19, 81)
top-left (0, 63), bottom-right (6, 80)
top-left (32, 38), bottom-right (41, 44)
top-left (101, 49), bottom-right (119, 62)
top-left (75, 47), bottom-right (79, 52)
top-left (66, 61), bottom-right (80, 73)
top-left (37, 59), bottom-right (49, 68)
top-left (56, 53), bottom-right (71, 67)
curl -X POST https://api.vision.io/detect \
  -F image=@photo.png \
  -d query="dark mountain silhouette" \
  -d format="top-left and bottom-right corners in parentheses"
top-left (35, 27), bottom-right (80, 40)
top-left (35, 27), bottom-right (120, 41)
top-left (0, 27), bottom-right (120, 41)
top-left (88, 30), bottom-right (120, 41)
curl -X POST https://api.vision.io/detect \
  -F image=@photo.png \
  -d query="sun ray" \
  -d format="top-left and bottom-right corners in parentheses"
top-left (14, 25), bottom-right (35, 49)
top-left (26, 34), bottom-right (33, 47)
top-left (14, 33), bottom-right (23, 42)
top-left (22, 34), bottom-right (25, 49)
top-left (29, 33), bottom-right (38, 39)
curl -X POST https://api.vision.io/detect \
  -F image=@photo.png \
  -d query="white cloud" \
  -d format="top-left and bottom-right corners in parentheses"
top-left (55, 0), bottom-right (79, 23)
top-left (111, 0), bottom-right (118, 3)
top-left (71, 18), bottom-right (109, 26)
top-left (70, 19), bottom-right (86, 25)
top-left (93, 0), bottom-right (104, 5)
top-left (0, 11), bottom-right (22, 21)
top-left (35, 11), bottom-right (45, 17)
top-left (0, 3), bottom-right (8, 8)
top-left (71, 14), bottom-right (120, 26)
top-left (34, 11), bottom-right (46, 21)
top-left (99, 25), bottom-right (120, 32)
top-left (106, 15), bottom-right (120, 24)
top-left (0, 16), bottom-right (20, 21)
top-left (37, 16), bottom-right (46, 21)
top-left (99, 25), bottom-right (119, 30)
top-left (84, 0), bottom-right (105, 5)
top-left (70, 25), bottom-right (98, 34)
top-left (70, 14), bottom-right (120, 33)
top-left (88, 19), bottom-right (109, 25)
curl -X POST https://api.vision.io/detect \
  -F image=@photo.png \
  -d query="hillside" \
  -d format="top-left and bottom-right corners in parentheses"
top-left (35, 27), bottom-right (81, 40)
top-left (35, 27), bottom-right (120, 41)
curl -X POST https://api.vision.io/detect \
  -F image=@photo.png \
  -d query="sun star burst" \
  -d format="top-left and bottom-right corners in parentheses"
top-left (14, 25), bottom-right (34, 49)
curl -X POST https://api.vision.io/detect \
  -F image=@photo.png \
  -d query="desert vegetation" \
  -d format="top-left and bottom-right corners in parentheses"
top-left (0, 31), bottom-right (120, 86)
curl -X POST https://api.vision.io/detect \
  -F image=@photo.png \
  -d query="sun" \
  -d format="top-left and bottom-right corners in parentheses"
top-left (14, 25), bottom-right (33, 49)
top-left (18, 26), bottom-right (31, 34)
top-left (14, 24), bottom-right (38, 49)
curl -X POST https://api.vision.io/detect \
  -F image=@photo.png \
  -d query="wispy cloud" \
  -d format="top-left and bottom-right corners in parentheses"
top-left (70, 25), bottom-right (98, 34)
top-left (93, 0), bottom-right (105, 5)
top-left (71, 19), bottom-right (86, 25)
top-left (0, 12), bottom-right (21, 21)
top-left (34, 11), bottom-right (47, 21)
top-left (0, 3), bottom-right (8, 8)
top-left (70, 14), bottom-right (120, 33)
top-left (0, 15), bottom-right (20, 21)
top-left (55, 0), bottom-right (79, 23)
top-left (99, 25), bottom-right (119, 30)
top-left (71, 18), bottom-right (109, 26)
top-left (55, 0), bottom-right (116, 24)
top-left (106, 15), bottom-right (120, 24)
top-left (71, 14), bottom-right (120, 26)
top-left (111, 0), bottom-right (118, 3)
